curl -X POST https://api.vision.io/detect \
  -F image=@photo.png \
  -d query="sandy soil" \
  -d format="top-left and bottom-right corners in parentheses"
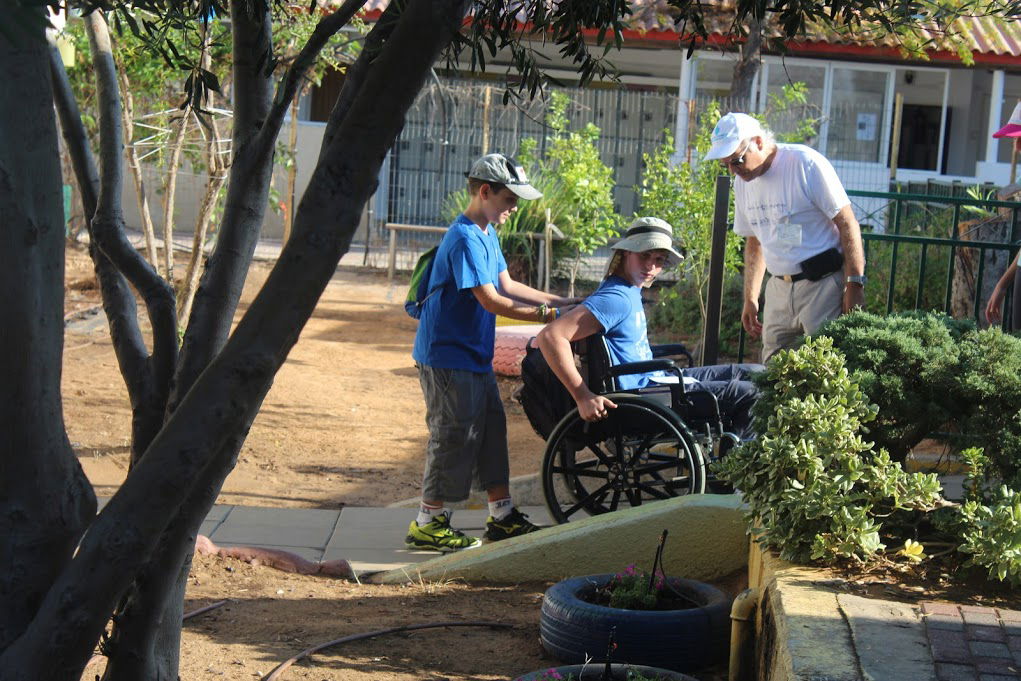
top-left (64, 245), bottom-right (654, 681)
top-left (65, 245), bottom-right (547, 509)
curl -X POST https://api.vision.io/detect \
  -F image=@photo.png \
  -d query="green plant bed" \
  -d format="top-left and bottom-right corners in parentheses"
top-left (715, 333), bottom-right (1021, 586)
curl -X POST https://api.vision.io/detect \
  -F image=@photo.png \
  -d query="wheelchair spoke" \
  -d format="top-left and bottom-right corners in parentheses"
top-left (550, 461), bottom-right (610, 479)
top-left (633, 458), bottom-right (687, 475)
top-left (635, 481), bottom-right (672, 500)
top-left (563, 481), bottom-right (615, 518)
top-left (608, 487), bottom-right (622, 511)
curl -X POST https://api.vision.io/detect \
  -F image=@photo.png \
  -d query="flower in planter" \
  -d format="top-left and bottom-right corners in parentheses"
top-left (599, 564), bottom-right (667, 610)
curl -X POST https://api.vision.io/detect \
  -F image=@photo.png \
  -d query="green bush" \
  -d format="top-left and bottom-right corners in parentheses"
top-left (716, 336), bottom-right (943, 564)
top-left (956, 485), bottom-right (1021, 585)
top-left (954, 328), bottom-right (1021, 489)
top-left (815, 311), bottom-right (967, 461)
top-left (816, 311), bottom-right (1021, 487)
top-left (716, 331), bottom-right (1021, 583)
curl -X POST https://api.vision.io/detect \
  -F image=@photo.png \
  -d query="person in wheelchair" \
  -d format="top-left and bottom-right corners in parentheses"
top-left (535, 217), bottom-right (763, 440)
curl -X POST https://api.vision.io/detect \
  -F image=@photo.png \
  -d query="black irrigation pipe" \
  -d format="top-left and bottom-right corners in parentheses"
top-left (263, 620), bottom-right (515, 681)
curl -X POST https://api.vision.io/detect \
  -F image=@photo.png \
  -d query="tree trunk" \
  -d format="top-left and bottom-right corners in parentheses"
top-left (0, 16), bottom-right (96, 655)
top-left (178, 32), bottom-right (227, 324)
top-left (160, 105), bottom-right (192, 285)
top-left (83, 11), bottom-right (178, 463)
top-left (118, 67), bottom-right (160, 270)
top-left (2, 2), bottom-right (464, 679)
top-left (283, 94), bottom-right (300, 244)
top-left (730, 17), bottom-right (763, 105)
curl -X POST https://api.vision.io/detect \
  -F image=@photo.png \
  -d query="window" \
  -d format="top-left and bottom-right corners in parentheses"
top-left (826, 67), bottom-right (890, 163)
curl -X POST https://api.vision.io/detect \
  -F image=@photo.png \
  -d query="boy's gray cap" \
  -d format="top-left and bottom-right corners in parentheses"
top-left (611, 217), bottom-right (685, 267)
top-left (467, 153), bottom-right (542, 200)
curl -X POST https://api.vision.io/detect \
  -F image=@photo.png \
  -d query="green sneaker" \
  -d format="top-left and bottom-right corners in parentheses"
top-left (405, 513), bottom-right (482, 552)
top-left (484, 508), bottom-right (545, 542)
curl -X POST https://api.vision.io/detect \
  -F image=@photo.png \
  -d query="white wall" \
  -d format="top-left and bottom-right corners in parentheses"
top-left (119, 118), bottom-right (370, 244)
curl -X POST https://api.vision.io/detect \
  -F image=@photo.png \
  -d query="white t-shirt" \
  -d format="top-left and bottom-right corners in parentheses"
top-left (732, 144), bottom-right (850, 276)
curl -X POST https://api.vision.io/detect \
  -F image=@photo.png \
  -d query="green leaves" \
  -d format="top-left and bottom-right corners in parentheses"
top-left (957, 486), bottom-right (1021, 585)
top-left (715, 336), bottom-right (942, 564)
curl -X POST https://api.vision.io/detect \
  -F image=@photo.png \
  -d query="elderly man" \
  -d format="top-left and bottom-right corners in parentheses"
top-left (705, 112), bottom-right (867, 362)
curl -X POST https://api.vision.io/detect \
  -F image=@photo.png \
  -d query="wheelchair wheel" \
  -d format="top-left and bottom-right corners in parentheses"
top-left (541, 394), bottom-right (706, 524)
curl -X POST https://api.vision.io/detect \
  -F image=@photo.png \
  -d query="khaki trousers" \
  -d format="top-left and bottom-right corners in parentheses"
top-left (761, 270), bottom-right (843, 363)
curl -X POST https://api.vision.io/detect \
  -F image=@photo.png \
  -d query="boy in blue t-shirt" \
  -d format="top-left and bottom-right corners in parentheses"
top-left (536, 217), bottom-right (762, 439)
top-left (408, 153), bottom-right (580, 552)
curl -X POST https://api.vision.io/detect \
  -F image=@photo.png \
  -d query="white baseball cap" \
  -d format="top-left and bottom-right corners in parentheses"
top-left (704, 113), bottom-right (765, 161)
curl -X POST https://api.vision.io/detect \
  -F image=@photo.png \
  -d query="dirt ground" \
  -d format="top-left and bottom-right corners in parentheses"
top-left (66, 245), bottom-right (706, 681)
top-left (65, 245), bottom-right (548, 509)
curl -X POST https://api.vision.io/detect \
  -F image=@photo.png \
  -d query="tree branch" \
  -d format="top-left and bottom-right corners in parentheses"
top-left (170, 0), bottom-right (276, 407)
top-left (320, 0), bottom-right (403, 159)
top-left (84, 10), bottom-right (178, 449)
top-left (262, 0), bottom-right (367, 142)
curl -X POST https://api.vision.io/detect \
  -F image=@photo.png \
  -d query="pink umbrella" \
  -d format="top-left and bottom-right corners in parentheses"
top-left (993, 101), bottom-right (1021, 183)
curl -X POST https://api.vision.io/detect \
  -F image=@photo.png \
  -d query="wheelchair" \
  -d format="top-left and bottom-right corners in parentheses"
top-left (518, 335), bottom-right (742, 524)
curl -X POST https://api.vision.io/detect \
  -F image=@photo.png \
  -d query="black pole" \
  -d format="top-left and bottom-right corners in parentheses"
top-left (701, 174), bottom-right (731, 366)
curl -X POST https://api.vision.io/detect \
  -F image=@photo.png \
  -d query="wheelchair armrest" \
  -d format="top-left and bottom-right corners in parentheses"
top-left (606, 358), bottom-right (680, 378)
top-left (651, 343), bottom-right (694, 367)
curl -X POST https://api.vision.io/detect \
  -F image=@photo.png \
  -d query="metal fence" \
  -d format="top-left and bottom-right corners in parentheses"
top-left (723, 189), bottom-right (1021, 363)
top-left (358, 77), bottom-right (1000, 297)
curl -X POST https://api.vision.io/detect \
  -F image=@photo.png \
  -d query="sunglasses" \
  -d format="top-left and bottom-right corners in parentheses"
top-left (721, 142), bottom-right (751, 168)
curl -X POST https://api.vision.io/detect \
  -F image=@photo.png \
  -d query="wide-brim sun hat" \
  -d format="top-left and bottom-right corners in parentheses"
top-left (611, 217), bottom-right (685, 267)
top-left (466, 153), bottom-right (543, 200)
top-left (993, 102), bottom-right (1021, 138)
top-left (704, 112), bottom-right (765, 161)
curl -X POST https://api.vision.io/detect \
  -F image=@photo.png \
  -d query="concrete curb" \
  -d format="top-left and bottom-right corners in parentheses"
top-left (750, 545), bottom-right (938, 681)
top-left (369, 494), bottom-right (748, 584)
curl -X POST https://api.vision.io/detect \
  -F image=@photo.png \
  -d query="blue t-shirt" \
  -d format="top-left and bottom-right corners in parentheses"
top-left (583, 276), bottom-right (656, 390)
top-left (412, 214), bottom-right (508, 373)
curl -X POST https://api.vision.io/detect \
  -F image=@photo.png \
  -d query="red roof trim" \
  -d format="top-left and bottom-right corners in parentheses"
top-left (357, 9), bottom-right (1021, 69)
top-left (610, 26), bottom-right (1021, 66)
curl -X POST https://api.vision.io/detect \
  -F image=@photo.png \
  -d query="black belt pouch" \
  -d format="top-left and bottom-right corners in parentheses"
top-left (798, 248), bottom-right (843, 281)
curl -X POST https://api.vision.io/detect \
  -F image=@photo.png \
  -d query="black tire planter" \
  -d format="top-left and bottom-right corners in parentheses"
top-left (539, 574), bottom-right (732, 673)
top-left (514, 663), bottom-right (697, 680)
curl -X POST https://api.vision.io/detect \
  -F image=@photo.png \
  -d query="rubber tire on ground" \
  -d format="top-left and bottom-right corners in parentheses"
top-left (514, 663), bottom-right (697, 680)
top-left (539, 574), bottom-right (732, 673)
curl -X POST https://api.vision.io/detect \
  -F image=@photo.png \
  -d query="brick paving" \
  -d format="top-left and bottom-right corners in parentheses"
top-left (924, 602), bottom-right (1021, 680)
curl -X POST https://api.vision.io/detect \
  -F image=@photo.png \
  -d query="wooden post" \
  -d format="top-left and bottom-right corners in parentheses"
top-left (544, 208), bottom-right (553, 293)
top-left (482, 86), bottom-right (491, 156)
top-left (685, 99), bottom-right (696, 165)
top-left (387, 226), bottom-right (397, 282)
top-left (1011, 138), bottom-right (1018, 186)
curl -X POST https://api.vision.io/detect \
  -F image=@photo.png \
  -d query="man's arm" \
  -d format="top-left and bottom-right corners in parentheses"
top-left (535, 306), bottom-right (616, 421)
top-left (498, 271), bottom-right (580, 307)
top-left (742, 236), bottom-right (766, 337)
top-left (833, 204), bottom-right (866, 313)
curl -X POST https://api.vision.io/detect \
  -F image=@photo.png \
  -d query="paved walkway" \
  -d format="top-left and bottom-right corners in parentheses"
top-left (96, 499), bottom-right (553, 577)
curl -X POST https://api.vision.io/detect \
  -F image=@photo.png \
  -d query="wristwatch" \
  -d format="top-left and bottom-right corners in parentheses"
top-left (845, 275), bottom-right (867, 287)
